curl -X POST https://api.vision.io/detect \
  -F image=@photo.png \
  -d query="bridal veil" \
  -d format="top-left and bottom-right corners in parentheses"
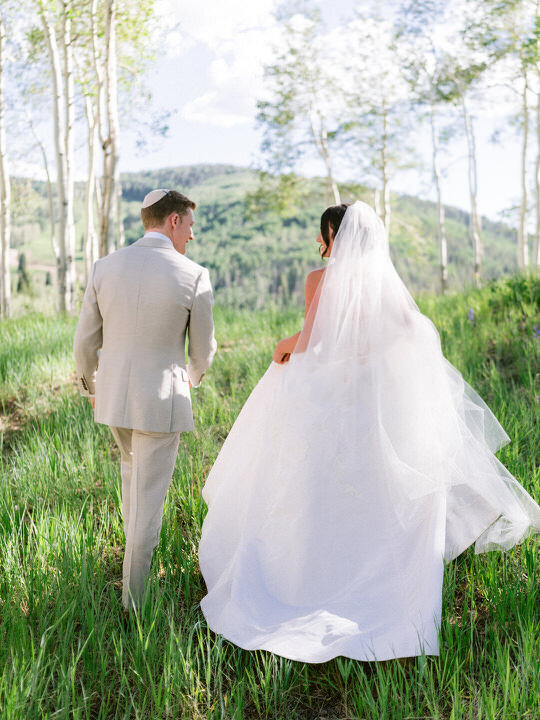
top-left (289, 200), bottom-right (540, 560)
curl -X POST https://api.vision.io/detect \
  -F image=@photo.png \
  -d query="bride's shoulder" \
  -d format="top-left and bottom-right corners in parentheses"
top-left (304, 268), bottom-right (324, 307)
top-left (305, 267), bottom-right (324, 290)
top-left (305, 268), bottom-right (324, 295)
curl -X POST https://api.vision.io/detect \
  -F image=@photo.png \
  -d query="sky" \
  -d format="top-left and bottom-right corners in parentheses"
top-left (11, 0), bottom-right (525, 226)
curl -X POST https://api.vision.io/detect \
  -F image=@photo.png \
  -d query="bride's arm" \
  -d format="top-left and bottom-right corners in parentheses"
top-left (272, 269), bottom-right (324, 363)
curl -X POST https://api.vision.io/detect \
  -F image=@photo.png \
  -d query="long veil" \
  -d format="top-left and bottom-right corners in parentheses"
top-left (277, 201), bottom-right (540, 560)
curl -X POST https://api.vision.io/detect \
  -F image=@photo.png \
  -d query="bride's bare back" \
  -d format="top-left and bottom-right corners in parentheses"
top-left (272, 268), bottom-right (324, 364)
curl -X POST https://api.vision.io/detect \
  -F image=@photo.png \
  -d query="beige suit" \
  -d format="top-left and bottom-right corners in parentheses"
top-left (74, 233), bottom-right (217, 607)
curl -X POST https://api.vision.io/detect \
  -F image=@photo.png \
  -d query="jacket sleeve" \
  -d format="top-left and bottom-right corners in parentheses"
top-left (187, 267), bottom-right (217, 387)
top-left (73, 264), bottom-right (103, 397)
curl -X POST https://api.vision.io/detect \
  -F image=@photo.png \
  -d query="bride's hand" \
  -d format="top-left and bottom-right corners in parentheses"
top-left (273, 341), bottom-right (291, 364)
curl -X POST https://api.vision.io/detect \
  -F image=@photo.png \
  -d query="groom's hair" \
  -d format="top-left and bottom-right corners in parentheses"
top-left (141, 190), bottom-right (196, 229)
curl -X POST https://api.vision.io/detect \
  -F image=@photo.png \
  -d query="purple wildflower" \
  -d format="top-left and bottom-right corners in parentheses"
top-left (533, 325), bottom-right (540, 338)
top-left (467, 308), bottom-right (475, 325)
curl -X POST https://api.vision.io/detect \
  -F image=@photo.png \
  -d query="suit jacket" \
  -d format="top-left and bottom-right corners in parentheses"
top-left (73, 235), bottom-right (217, 433)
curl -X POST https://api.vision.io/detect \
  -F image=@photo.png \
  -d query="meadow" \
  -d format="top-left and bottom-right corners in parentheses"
top-left (0, 274), bottom-right (539, 720)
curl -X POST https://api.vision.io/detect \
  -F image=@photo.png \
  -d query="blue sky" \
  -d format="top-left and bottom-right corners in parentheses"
top-left (118, 0), bottom-right (522, 224)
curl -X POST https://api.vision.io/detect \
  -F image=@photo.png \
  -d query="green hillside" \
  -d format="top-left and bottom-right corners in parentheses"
top-left (10, 164), bottom-right (519, 308)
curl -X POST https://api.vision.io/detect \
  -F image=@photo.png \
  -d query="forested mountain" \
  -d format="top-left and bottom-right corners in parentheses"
top-left (12, 164), bottom-right (518, 308)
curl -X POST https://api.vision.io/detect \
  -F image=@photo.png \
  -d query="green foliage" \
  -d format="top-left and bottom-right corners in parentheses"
top-left (244, 171), bottom-right (312, 220)
top-left (122, 165), bottom-right (523, 305)
top-left (10, 164), bottom-right (523, 310)
top-left (118, 166), bottom-right (329, 310)
top-left (0, 276), bottom-right (539, 718)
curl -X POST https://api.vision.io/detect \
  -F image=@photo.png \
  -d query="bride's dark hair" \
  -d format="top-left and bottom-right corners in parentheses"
top-left (320, 203), bottom-right (349, 257)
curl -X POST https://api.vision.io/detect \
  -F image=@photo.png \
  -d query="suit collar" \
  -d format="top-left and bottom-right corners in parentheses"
top-left (135, 233), bottom-right (174, 250)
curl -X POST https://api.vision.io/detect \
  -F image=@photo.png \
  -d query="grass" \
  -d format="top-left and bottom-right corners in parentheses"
top-left (0, 275), bottom-right (539, 719)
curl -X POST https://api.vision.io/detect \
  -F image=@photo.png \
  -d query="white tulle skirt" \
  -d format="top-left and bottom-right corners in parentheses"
top-left (199, 357), bottom-right (540, 663)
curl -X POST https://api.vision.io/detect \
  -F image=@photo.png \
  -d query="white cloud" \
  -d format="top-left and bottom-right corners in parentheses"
top-left (179, 18), bottom-right (281, 127)
top-left (182, 89), bottom-right (254, 127)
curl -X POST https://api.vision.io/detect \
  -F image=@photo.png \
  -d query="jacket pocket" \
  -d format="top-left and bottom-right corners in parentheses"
top-left (172, 365), bottom-right (190, 382)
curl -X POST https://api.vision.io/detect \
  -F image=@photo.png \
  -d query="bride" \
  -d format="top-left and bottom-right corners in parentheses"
top-left (198, 201), bottom-right (540, 663)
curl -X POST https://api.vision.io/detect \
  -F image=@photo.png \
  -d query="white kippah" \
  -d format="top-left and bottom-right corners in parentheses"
top-left (141, 188), bottom-right (170, 209)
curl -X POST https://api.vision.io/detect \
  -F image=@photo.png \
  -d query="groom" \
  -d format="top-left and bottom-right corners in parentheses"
top-left (74, 189), bottom-right (217, 609)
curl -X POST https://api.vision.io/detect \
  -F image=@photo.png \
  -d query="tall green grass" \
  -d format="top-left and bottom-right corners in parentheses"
top-left (0, 276), bottom-right (539, 719)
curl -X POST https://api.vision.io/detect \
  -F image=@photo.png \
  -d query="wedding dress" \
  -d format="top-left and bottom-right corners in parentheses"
top-left (198, 201), bottom-right (540, 662)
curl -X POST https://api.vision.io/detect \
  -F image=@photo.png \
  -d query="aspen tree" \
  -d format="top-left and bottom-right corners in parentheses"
top-left (0, 13), bottom-right (11, 319)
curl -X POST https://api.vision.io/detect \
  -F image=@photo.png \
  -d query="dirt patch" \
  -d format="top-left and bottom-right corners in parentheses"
top-left (0, 397), bottom-right (26, 433)
top-left (0, 374), bottom-right (78, 453)
top-left (0, 398), bottom-right (28, 454)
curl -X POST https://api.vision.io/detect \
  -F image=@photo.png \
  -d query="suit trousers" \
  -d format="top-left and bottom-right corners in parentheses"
top-left (110, 426), bottom-right (181, 609)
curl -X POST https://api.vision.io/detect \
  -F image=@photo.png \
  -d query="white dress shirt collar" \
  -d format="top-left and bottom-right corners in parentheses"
top-left (143, 231), bottom-right (172, 245)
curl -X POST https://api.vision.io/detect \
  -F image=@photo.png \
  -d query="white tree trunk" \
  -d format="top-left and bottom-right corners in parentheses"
top-left (99, 153), bottom-right (113, 256)
top-left (99, 0), bottom-right (121, 256)
top-left (430, 97), bottom-right (447, 294)
top-left (0, 15), bottom-right (11, 319)
top-left (518, 65), bottom-right (530, 270)
top-left (373, 187), bottom-right (381, 217)
top-left (94, 0), bottom-right (112, 257)
top-left (61, 0), bottom-right (76, 306)
top-left (310, 109), bottom-right (341, 204)
top-left (90, 0), bottom-right (109, 258)
top-left (381, 173), bottom-right (390, 236)
top-left (84, 95), bottom-right (98, 283)
top-left (41, 7), bottom-right (73, 313)
top-left (110, 0), bottom-right (124, 250)
top-left (461, 93), bottom-right (482, 287)
top-left (115, 173), bottom-right (125, 247)
top-left (534, 78), bottom-right (540, 270)
top-left (380, 105), bottom-right (391, 235)
top-left (27, 112), bottom-right (60, 274)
